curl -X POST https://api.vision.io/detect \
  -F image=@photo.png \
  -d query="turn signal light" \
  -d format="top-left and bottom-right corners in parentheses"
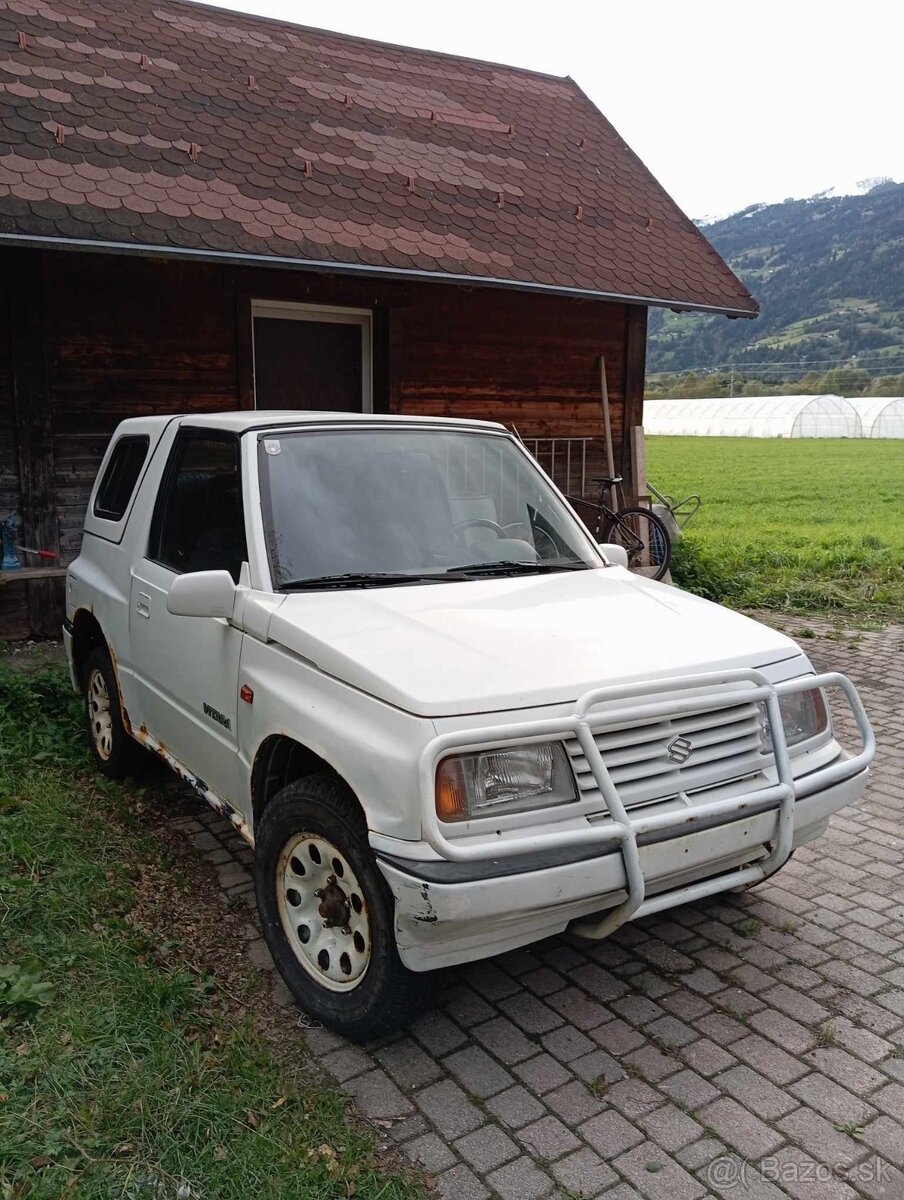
top-left (435, 758), bottom-right (468, 822)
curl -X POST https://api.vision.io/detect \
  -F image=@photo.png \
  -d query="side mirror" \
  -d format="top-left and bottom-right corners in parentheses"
top-left (167, 570), bottom-right (237, 619)
top-left (598, 542), bottom-right (629, 569)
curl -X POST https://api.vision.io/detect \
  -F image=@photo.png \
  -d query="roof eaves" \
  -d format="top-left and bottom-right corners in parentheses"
top-left (0, 231), bottom-right (760, 317)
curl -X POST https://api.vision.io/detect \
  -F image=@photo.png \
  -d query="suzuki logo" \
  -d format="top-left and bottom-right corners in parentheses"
top-left (667, 735), bottom-right (693, 764)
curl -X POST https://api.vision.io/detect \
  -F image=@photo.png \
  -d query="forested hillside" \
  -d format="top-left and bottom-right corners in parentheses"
top-left (647, 180), bottom-right (904, 389)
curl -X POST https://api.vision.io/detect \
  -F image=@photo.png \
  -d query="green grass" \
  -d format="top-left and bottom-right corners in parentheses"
top-left (0, 666), bottom-right (422, 1200)
top-left (646, 437), bottom-right (904, 619)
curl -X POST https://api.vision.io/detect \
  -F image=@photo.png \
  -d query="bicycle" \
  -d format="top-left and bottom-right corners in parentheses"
top-left (568, 475), bottom-right (672, 581)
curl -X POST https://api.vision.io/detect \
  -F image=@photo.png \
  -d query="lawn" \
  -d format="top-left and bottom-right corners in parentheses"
top-left (646, 437), bottom-right (904, 619)
top-left (0, 665), bottom-right (423, 1200)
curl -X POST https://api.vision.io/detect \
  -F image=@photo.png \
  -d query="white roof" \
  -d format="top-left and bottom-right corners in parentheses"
top-left (116, 411), bottom-right (509, 435)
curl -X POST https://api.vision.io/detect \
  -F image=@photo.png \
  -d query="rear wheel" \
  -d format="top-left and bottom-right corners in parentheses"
top-left (82, 646), bottom-right (145, 778)
top-left (603, 506), bottom-right (672, 580)
top-left (254, 773), bottom-right (429, 1041)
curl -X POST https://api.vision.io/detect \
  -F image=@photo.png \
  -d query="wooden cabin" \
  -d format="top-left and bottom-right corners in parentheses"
top-left (0, 0), bottom-right (756, 638)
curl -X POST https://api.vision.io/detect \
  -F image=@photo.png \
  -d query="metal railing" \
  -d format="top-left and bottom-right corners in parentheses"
top-left (523, 438), bottom-right (594, 497)
top-left (417, 669), bottom-right (875, 938)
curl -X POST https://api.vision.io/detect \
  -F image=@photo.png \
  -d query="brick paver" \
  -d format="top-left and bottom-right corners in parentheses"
top-left (168, 618), bottom-right (904, 1198)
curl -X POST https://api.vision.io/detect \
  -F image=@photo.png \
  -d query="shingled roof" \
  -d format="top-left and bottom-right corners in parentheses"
top-left (0, 0), bottom-right (757, 316)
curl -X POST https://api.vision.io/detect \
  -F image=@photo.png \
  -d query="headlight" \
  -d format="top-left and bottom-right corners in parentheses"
top-left (436, 743), bottom-right (577, 822)
top-left (759, 687), bottom-right (829, 751)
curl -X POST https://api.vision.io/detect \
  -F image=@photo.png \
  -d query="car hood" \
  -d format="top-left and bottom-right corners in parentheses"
top-left (265, 567), bottom-right (803, 718)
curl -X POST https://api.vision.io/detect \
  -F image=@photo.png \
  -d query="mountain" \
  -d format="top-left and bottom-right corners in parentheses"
top-left (647, 180), bottom-right (904, 379)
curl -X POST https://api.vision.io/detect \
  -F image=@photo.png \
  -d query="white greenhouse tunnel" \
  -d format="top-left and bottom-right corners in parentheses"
top-left (642, 395), bottom-right (903, 438)
top-left (850, 397), bottom-right (904, 438)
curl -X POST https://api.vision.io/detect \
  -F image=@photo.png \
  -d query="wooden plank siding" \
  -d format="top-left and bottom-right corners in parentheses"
top-left (0, 266), bottom-right (29, 638)
top-left (8, 250), bottom-right (63, 636)
top-left (0, 247), bottom-right (643, 638)
top-left (43, 253), bottom-right (237, 563)
top-left (394, 286), bottom-right (627, 441)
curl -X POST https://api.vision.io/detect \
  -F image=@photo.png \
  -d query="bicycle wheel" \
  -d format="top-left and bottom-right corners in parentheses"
top-left (602, 506), bottom-right (672, 581)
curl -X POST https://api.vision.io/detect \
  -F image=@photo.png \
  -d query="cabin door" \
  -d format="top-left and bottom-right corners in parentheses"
top-left (251, 301), bottom-right (372, 412)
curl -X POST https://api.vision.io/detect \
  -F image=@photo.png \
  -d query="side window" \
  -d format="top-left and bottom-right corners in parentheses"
top-left (150, 434), bottom-right (247, 583)
top-left (94, 436), bottom-right (150, 521)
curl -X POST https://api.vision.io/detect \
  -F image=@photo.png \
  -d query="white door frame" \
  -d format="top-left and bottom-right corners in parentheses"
top-left (250, 299), bottom-right (373, 412)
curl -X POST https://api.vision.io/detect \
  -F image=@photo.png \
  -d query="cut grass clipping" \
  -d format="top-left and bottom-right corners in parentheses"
top-left (647, 437), bottom-right (904, 619)
top-left (0, 665), bottom-right (422, 1200)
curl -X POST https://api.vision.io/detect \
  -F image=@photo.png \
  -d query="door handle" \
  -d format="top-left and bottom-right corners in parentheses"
top-left (136, 592), bottom-right (151, 618)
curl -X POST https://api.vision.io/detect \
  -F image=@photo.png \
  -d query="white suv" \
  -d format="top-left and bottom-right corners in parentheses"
top-left (64, 412), bottom-right (875, 1039)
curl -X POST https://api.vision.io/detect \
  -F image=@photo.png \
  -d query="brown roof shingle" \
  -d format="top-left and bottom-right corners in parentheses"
top-left (0, 0), bottom-right (757, 315)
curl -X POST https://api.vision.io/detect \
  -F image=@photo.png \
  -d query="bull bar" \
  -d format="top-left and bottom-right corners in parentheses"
top-left (418, 669), bottom-right (875, 939)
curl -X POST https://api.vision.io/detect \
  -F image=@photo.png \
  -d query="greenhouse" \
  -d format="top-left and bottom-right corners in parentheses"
top-left (850, 397), bottom-right (904, 438)
top-left (644, 395), bottom-right (863, 438)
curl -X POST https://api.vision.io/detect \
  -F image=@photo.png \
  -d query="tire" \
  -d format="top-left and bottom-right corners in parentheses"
top-left (603, 506), bottom-right (672, 581)
top-left (254, 773), bottom-right (429, 1041)
top-left (83, 646), bottom-right (146, 778)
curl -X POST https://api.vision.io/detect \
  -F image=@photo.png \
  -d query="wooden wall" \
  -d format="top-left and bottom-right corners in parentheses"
top-left (45, 253), bottom-right (238, 562)
top-left (0, 273), bottom-right (27, 638)
top-left (0, 246), bottom-right (646, 638)
top-left (394, 285), bottom-right (627, 439)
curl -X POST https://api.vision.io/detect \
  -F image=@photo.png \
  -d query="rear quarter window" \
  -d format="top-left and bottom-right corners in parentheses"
top-left (93, 435), bottom-right (150, 521)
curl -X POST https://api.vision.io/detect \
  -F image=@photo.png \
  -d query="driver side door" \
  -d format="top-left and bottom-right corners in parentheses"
top-left (128, 430), bottom-right (247, 804)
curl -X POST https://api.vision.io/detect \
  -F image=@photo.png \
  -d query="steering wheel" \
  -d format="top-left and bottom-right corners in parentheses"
top-left (454, 518), bottom-right (509, 538)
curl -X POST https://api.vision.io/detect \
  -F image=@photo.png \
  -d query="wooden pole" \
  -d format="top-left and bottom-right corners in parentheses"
top-left (622, 306), bottom-right (648, 505)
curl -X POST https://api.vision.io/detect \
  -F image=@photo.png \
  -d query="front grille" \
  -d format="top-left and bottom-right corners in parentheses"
top-left (566, 700), bottom-right (769, 811)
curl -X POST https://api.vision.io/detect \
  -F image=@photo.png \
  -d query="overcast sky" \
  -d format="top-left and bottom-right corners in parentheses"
top-left (207, 0), bottom-right (901, 220)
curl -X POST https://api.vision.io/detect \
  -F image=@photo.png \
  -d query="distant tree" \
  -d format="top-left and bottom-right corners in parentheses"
top-left (818, 367), bottom-right (872, 394)
top-left (868, 374), bottom-right (904, 396)
top-left (742, 379), bottom-right (776, 396)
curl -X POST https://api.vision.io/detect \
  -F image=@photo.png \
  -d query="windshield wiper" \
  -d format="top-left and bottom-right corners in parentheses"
top-left (280, 560), bottom-right (591, 590)
top-left (280, 572), bottom-right (462, 591)
top-left (444, 559), bottom-right (590, 577)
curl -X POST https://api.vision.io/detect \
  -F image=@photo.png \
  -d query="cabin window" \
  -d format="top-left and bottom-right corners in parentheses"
top-left (251, 300), bottom-right (372, 413)
top-left (93, 435), bottom-right (150, 521)
top-left (150, 433), bottom-right (247, 583)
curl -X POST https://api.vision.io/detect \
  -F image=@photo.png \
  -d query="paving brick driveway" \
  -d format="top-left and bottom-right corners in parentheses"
top-left (172, 618), bottom-right (904, 1199)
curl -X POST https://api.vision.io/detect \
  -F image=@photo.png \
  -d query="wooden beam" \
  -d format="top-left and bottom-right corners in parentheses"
top-left (630, 425), bottom-right (649, 506)
top-left (622, 305), bottom-right (647, 504)
top-left (8, 249), bottom-right (62, 637)
top-left (371, 305), bottom-right (390, 414)
top-left (234, 292), bottom-right (255, 409)
top-left (387, 305), bottom-right (403, 414)
top-left (0, 565), bottom-right (67, 585)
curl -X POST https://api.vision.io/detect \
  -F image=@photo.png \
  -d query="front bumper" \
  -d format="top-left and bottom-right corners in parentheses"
top-left (378, 669), bottom-right (874, 972)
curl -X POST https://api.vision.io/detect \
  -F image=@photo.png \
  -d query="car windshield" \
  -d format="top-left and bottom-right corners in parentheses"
top-left (258, 427), bottom-right (601, 589)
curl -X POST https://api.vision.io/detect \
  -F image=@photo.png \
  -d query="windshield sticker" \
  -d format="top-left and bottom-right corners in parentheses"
top-left (263, 439), bottom-right (281, 456)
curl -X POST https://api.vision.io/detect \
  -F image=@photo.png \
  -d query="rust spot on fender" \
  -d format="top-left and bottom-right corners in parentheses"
top-left (108, 643), bottom-right (133, 735)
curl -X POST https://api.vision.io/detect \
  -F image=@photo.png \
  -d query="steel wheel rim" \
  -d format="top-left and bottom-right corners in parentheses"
top-left (88, 668), bottom-right (114, 761)
top-left (277, 833), bottom-right (371, 993)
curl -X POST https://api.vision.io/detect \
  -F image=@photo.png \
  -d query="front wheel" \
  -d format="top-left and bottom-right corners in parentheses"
top-left (603, 506), bottom-right (672, 581)
top-left (254, 773), bottom-right (429, 1041)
